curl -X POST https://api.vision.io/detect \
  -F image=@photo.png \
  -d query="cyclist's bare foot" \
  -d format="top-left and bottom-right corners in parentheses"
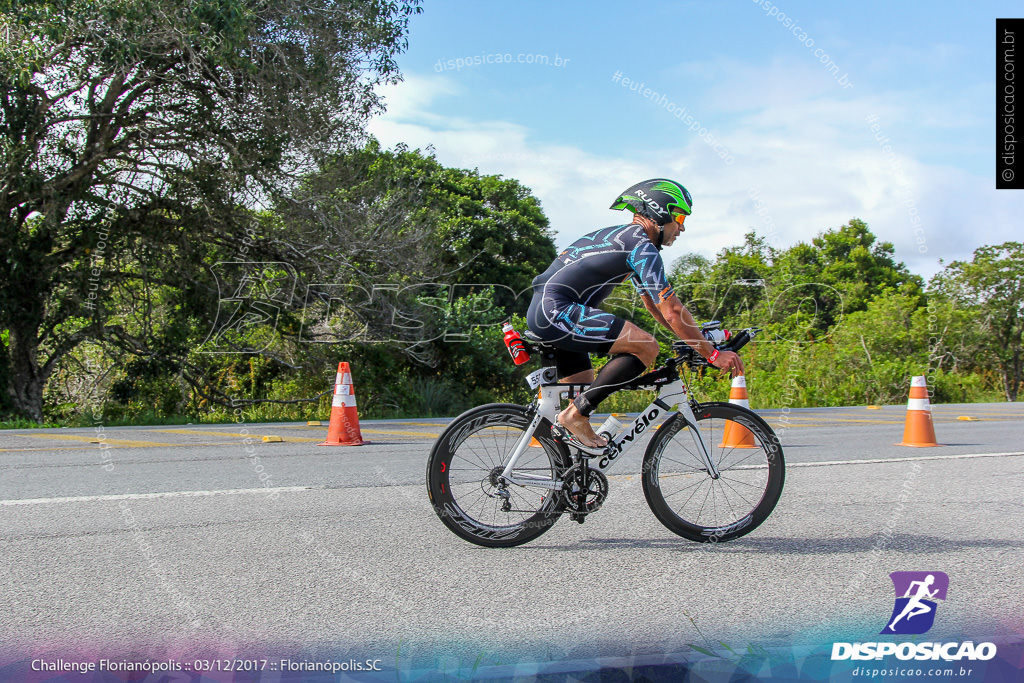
top-left (556, 404), bottom-right (607, 449)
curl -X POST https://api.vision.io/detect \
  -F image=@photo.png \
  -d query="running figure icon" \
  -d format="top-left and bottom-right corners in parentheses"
top-left (888, 574), bottom-right (938, 631)
top-left (882, 571), bottom-right (949, 635)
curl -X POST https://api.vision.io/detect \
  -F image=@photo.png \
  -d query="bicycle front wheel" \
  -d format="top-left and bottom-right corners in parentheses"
top-left (427, 403), bottom-right (570, 548)
top-left (642, 402), bottom-right (785, 542)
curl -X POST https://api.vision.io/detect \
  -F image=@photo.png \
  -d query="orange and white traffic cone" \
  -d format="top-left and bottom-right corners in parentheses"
top-left (896, 376), bottom-right (939, 447)
top-left (319, 362), bottom-right (366, 446)
top-left (719, 375), bottom-right (757, 448)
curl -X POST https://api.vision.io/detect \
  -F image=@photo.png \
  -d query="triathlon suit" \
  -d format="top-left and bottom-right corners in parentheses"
top-left (526, 224), bottom-right (674, 377)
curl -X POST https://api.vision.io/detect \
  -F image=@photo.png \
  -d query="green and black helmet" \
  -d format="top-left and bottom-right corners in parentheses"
top-left (610, 178), bottom-right (693, 225)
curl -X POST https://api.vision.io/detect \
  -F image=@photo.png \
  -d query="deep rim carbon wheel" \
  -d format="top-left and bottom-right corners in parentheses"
top-left (427, 404), bottom-right (570, 547)
top-left (642, 402), bottom-right (784, 542)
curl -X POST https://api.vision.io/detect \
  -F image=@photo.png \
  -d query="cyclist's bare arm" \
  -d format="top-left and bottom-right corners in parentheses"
top-left (640, 292), bottom-right (670, 328)
top-left (650, 293), bottom-right (745, 375)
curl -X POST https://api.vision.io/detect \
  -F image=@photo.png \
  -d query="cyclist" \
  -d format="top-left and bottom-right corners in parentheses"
top-left (526, 178), bottom-right (744, 452)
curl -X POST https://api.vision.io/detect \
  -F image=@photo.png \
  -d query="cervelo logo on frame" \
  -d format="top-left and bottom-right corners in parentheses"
top-left (831, 571), bottom-right (998, 663)
top-left (882, 571), bottom-right (948, 635)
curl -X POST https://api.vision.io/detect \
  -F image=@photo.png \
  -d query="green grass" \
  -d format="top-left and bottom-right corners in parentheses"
top-left (0, 416), bottom-right (65, 430)
top-left (1, 401), bottom-right (451, 429)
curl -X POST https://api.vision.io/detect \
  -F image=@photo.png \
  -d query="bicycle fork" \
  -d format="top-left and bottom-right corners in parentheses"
top-left (672, 398), bottom-right (722, 480)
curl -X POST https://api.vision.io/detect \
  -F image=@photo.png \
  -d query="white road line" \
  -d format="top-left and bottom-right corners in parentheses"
top-left (788, 451), bottom-right (1024, 468)
top-left (0, 486), bottom-right (314, 507)
top-left (2, 451), bottom-right (1022, 506)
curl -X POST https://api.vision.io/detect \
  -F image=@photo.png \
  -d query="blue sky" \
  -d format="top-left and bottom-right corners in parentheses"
top-left (368, 0), bottom-right (1022, 278)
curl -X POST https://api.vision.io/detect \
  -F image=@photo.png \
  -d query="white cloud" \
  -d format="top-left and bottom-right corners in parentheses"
top-left (369, 71), bottom-right (1024, 280)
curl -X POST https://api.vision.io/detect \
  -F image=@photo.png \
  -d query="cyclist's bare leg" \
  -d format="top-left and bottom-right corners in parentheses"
top-left (559, 370), bottom-right (595, 383)
top-left (607, 321), bottom-right (659, 365)
top-left (557, 322), bottom-right (658, 447)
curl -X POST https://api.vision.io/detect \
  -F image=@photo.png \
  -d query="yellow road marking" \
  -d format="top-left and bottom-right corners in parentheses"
top-left (13, 434), bottom-right (173, 447)
top-left (759, 412), bottom-right (890, 418)
top-left (152, 426), bottom-right (440, 440)
top-left (299, 422), bottom-right (444, 429)
top-left (154, 429), bottom-right (258, 438)
top-left (0, 446), bottom-right (99, 453)
top-left (154, 426), bottom-right (442, 439)
top-left (0, 440), bottom-right (279, 451)
top-left (392, 422), bottom-right (448, 427)
top-left (360, 429), bottom-right (440, 437)
top-left (150, 429), bottom-right (329, 442)
top-left (934, 411), bottom-right (1023, 417)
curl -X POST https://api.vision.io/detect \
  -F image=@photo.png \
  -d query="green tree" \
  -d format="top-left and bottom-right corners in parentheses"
top-left (276, 141), bottom-right (557, 347)
top-left (428, 163), bottom-right (557, 313)
top-left (671, 231), bottom-right (773, 326)
top-left (930, 242), bottom-right (1024, 401)
top-left (772, 218), bottom-right (922, 330)
top-left (182, 142), bottom-right (556, 418)
top-left (670, 221), bottom-right (919, 338)
top-left (663, 221), bottom-right (947, 408)
top-left (0, 0), bottom-right (420, 419)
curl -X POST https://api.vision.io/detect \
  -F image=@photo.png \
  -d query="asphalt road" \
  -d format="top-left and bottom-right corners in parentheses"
top-left (1, 403), bottom-right (1022, 673)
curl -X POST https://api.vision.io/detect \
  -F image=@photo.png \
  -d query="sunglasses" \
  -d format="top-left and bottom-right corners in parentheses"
top-left (672, 212), bottom-right (688, 225)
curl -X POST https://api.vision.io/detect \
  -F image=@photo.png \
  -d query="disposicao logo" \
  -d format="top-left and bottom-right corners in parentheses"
top-left (832, 571), bottom-right (998, 662)
top-left (882, 571), bottom-right (948, 635)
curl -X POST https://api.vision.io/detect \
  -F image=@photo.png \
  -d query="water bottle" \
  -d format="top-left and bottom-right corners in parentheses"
top-left (702, 327), bottom-right (731, 344)
top-left (502, 323), bottom-right (530, 365)
top-left (595, 415), bottom-right (624, 441)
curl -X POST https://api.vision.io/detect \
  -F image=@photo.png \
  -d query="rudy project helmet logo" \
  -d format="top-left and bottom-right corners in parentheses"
top-left (633, 189), bottom-right (669, 217)
top-left (882, 571), bottom-right (949, 635)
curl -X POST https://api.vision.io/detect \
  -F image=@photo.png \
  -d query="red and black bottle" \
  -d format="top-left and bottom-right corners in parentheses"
top-left (502, 322), bottom-right (531, 365)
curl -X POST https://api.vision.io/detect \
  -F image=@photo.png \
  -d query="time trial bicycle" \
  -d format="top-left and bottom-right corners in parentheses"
top-left (426, 323), bottom-right (785, 547)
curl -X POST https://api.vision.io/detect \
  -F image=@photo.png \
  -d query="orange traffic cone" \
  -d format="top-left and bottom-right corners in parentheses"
top-left (318, 362), bottom-right (366, 446)
top-left (719, 375), bottom-right (757, 448)
top-left (896, 376), bottom-right (939, 447)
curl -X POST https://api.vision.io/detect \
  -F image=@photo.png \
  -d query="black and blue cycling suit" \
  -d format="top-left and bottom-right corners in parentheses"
top-left (526, 223), bottom-right (674, 377)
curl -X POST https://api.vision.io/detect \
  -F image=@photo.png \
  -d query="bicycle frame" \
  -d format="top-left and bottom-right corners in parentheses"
top-left (498, 366), bottom-right (721, 490)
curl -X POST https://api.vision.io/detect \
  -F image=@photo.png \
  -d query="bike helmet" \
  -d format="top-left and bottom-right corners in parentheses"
top-left (610, 178), bottom-right (692, 225)
top-left (610, 178), bottom-right (692, 249)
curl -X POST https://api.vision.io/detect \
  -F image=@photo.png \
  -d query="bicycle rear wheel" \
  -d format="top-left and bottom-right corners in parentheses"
top-left (642, 402), bottom-right (784, 542)
top-left (427, 403), bottom-right (570, 547)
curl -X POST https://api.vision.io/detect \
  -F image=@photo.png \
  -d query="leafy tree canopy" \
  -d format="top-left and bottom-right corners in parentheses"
top-left (275, 140), bottom-right (557, 333)
top-left (1, 0), bottom-right (421, 419)
top-left (929, 242), bottom-right (1024, 401)
top-left (671, 219), bottom-right (923, 335)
